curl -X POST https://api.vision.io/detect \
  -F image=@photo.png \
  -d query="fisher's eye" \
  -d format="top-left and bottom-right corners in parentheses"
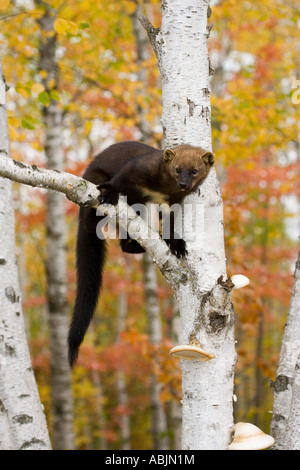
top-left (176, 168), bottom-right (180, 174)
top-left (192, 169), bottom-right (198, 175)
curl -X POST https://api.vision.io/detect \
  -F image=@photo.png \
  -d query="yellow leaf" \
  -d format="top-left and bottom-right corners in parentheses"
top-left (84, 121), bottom-right (92, 136)
top-left (54, 18), bottom-right (69, 34)
top-left (124, 1), bottom-right (136, 15)
top-left (47, 78), bottom-right (56, 90)
top-left (40, 70), bottom-right (48, 80)
top-left (31, 141), bottom-right (42, 151)
top-left (32, 83), bottom-right (45, 95)
top-left (54, 18), bottom-right (78, 36)
top-left (8, 116), bottom-right (19, 127)
top-left (0, 0), bottom-right (10, 10)
top-left (66, 21), bottom-right (78, 35)
top-left (8, 124), bottom-right (19, 141)
top-left (15, 82), bottom-right (31, 99)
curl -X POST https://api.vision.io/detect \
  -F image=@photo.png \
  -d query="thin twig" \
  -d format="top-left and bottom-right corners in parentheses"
top-left (139, 15), bottom-right (160, 55)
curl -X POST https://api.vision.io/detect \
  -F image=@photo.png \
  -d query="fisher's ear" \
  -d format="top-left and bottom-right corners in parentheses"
top-left (163, 148), bottom-right (176, 163)
top-left (202, 151), bottom-right (214, 166)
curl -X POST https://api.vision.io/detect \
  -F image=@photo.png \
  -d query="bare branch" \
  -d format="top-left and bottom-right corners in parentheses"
top-left (139, 15), bottom-right (160, 56)
top-left (0, 152), bottom-right (184, 283)
top-left (0, 151), bottom-right (99, 207)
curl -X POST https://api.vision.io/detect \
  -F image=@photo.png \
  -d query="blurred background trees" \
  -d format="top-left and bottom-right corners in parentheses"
top-left (0, 0), bottom-right (299, 449)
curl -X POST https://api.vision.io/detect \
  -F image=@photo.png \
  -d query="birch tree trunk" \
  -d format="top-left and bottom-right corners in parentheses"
top-left (0, 57), bottom-right (51, 451)
top-left (271, 249), bottom-right (300, 449)
top-left (141, 0), bottom-right (237, 450)
top-left (38, 5), bottom-right (74, 450)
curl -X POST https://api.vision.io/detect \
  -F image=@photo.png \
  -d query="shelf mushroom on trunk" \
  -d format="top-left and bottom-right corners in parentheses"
top-left (169, 336), bottom-right (215, 362)
top-left (228, 422), bottom-right (275, 450)
top-left (230, 274), bottom-right (250, 290)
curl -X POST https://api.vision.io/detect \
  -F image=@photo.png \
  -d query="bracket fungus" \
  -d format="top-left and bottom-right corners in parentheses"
top-left (230, 274), bottom-right (250, 290)
top-left (169, 337), bottom-right (215, 362)
top-left (228, 422), bottom-right (275, 450)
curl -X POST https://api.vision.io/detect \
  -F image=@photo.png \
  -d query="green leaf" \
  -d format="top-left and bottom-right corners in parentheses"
top-left (50, 90), bottom-right (60, 101)
top-left (21, 118), bottom-right (35, 130)
top-left (79, 22), bottom-right (90, 30)
top-left (38, 90), bottom-right (50, 106)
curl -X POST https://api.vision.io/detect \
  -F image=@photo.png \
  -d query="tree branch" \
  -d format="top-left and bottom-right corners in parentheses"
top-left (138, 15), bottom-right (160, 57)
top-left (0, 152), bottom-right (184, 284)
top-left (0, 151), bottom-right (99, 207)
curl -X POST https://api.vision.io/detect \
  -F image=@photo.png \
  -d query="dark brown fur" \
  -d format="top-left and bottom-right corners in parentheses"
top-left (68, 141), bottom-right (213, 366)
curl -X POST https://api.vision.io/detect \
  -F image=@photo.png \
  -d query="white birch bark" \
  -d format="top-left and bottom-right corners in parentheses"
top-left (281, 353), bottom-right (300, 450)
top-left (271, 250), bottom-right (300, 449)
top-left (0, 400), bottom-right (13, 450)
top-left (0, 152), bottom-right (100, 207)
top-left (141, 0), bottom-right (237, 449)
top-left (0, 58), bottom-right (52, 450)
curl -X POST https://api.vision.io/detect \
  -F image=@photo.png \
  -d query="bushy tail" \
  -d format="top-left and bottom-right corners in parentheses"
top-left (68, 208), bottom-right (106, 367)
